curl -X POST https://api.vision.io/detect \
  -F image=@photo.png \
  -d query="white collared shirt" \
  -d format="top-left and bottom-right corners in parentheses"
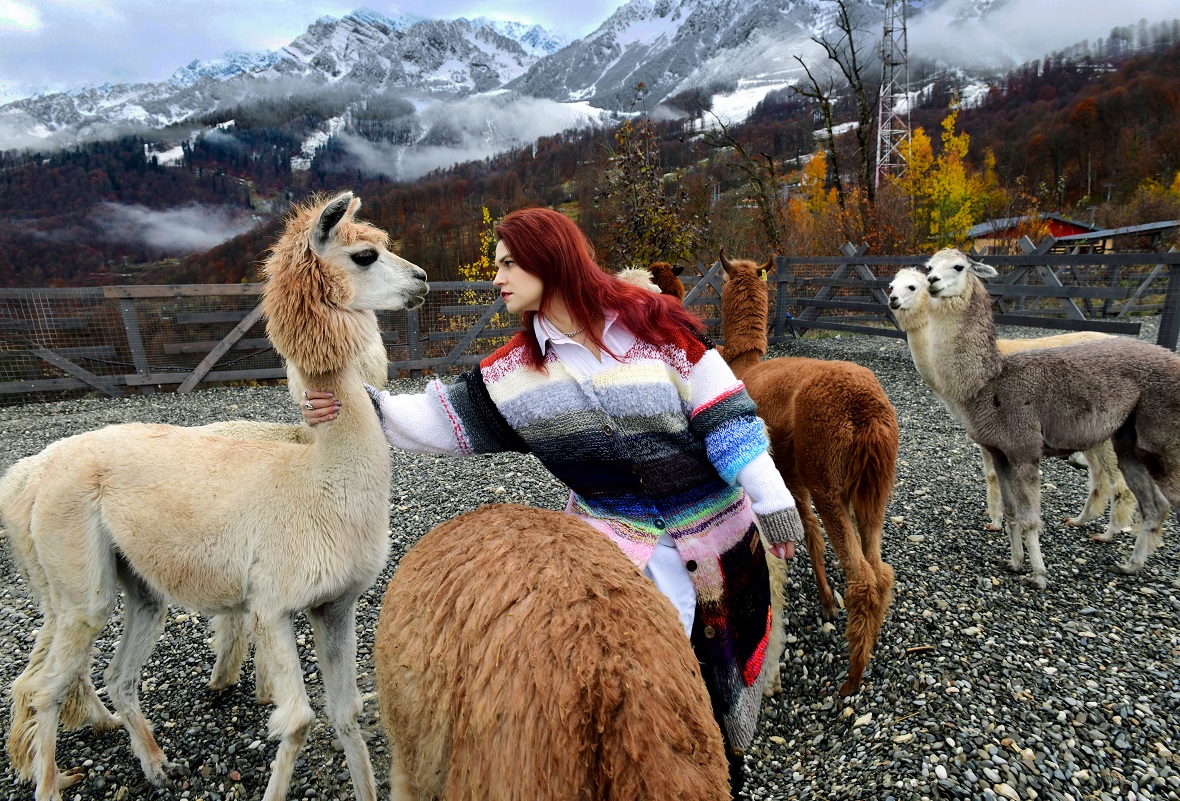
top-left (533, 310), bottom-right (636, 380)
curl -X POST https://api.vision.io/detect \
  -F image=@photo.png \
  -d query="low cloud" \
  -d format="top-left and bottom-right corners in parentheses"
top-left (93, 202), bottom-right (257, 253)
top-left (338, 93), bottom-right (611, 181)
top-left (909, 0), bottom-right (1179, 68)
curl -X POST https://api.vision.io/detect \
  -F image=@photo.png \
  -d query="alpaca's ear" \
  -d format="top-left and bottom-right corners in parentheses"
top-left (672, 264), bottom-right (684, 276)
top-left (719, 248), bottom-right (735, 275)
top-left (968, 258), bottom-right (999, 279)
top-left (312, 192), bottom-right (357, 252)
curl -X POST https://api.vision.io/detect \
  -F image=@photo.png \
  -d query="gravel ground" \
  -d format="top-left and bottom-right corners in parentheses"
top-left (2, 325), bottom-right (1179, 801)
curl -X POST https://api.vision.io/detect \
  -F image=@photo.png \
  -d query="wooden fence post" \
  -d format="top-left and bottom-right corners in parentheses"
top-left (406, 307), bottom-right (422, 378)
top-left (118, 298), bottom-right (155, 394)
top-left (1158, 251), bottom-right (1180, 352)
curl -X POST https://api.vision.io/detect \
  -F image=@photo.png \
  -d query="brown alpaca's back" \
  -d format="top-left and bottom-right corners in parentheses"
top-left (742, 356), bottom-right (899, 696)
top-left (374, 504), bottom-right (729, 801)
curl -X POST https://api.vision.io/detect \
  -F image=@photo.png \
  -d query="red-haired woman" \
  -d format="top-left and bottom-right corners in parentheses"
top-left (302, 207), bottom-right (803, 790)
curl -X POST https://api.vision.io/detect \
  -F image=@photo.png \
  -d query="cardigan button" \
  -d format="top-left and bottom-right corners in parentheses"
top-left (703, 625), bottom-right (716, 639)
top-left (654, 518), bottom-right (666, 530)
top-left (686, 560), bottom-right (697, 572)
top-left (603, 423), bottom-right (614, 436)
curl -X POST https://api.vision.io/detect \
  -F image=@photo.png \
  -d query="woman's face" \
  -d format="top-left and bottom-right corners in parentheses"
top-left (492, 240), bottom-right (543, 314)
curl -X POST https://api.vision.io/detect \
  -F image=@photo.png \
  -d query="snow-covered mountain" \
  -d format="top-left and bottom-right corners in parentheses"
top-left (0, 8), bottom-right (570, 150)
top-left (507, 0), bottom-right (896, 109)
top-left (0, 0), bottom-right (1083, 152)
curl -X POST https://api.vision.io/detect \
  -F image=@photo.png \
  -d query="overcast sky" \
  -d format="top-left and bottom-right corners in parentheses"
top-left (0, 0), bottom-right (628, 93)
top-left (1, 0), bottom-right (1176, 96)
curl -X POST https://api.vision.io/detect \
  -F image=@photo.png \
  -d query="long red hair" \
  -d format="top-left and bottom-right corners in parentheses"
top-left (495, 207), bottom-right (704, 369)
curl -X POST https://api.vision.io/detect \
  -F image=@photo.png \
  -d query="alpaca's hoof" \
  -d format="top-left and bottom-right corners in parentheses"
top-left (819, 603), bottom-right (840, 622)
top-left (207, 677), bottom-right (239, 692)
top-left (1091, 531), bottom-right (1116, 543)
top-left (57, 765), bottom-right (86, 791)
top-left (1021, 574), bottom-right (1047, 590)
top-left (91, 712), bottom-right (123, 733)
top-left (984, 522), bottom-right (1002, 532)
top-left (1114, 561), bottom-right (1143, 576)
top-left (148, 760), bottom-right (186, 788)
top-left (837, 678), bottom-right (862, 697)
top-left (1003, 560), bottom-right (1024, 574)
top-left (1064, 516), bottom-right (1089, 527)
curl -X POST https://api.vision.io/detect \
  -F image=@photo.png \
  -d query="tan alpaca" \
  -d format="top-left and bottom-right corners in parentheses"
top-left (720, 252), bottom-right (898, 697)
top-left (373, 504), bottom-right (730, 801)
top-left (923, 248), bottom-right (1179, 589)
top-left (889, 267), bottom-right (1137, 540)
top-left (1, 191), bottom-right (427, 801)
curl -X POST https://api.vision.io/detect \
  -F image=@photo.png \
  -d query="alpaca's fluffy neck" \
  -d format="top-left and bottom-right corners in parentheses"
top-left (720, 276), bottom-right (769, 381)
top-left (927, 275), bottom-right (1002, 405)
top-left (893, 294), bottom-right (942, 393)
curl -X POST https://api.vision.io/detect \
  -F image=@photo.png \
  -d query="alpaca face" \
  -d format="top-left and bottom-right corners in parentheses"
top-left (311, 192), bottom-right (429, 312)
top-left (888, 269), bottom-right (928, 311)
top-left (925, 248), bottom-right (998, 299)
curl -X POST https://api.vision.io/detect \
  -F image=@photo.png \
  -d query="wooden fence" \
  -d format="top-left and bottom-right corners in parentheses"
top-left (2, 240), bottom-right (1179, 401)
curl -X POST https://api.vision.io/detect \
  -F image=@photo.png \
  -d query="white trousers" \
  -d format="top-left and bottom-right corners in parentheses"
top-left (643, 533), bottom-right (696, 636)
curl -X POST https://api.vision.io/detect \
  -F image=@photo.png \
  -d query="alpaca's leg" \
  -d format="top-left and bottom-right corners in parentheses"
top-left (848, 476), bottom-right (896, 670)
top-left (106, 560), bottom-right (182, 787)
top-left (1010, 460), bottom-right (1049, 589)
top-left (811, 494), bottom-right (876, 696)
top-left (985, 448), bottom-right (1025, 574)
top-left (28, 608), bottom-right (112, 800)
top-left (8, 612), bottom-right (57, 783)
top-left (1066, 444), bottom-right (1115, 533)
top-left (1111, 430), bottom-right (1170, 575)
top-left (308, 596), bottom-right (377, 801)
top-left (979, 445), bottom-right (1003, 531)
top-left (251, 612), bottom-right (317, 801)
top-left (208, 611), bottom-right (249, 692)
top-left (793, 487), bottom-right (838, 620)
top-left (388, 740), bottom-right (416, 801)
top-left (761, 552), bottom-right (788, 698)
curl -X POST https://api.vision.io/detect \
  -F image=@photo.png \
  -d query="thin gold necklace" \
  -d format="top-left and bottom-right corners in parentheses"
top-left (561, 325), bottom-right (584, 337)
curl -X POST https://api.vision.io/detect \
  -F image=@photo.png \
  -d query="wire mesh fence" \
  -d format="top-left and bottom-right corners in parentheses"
top-left (3, 248), bottom-right (1178, 405)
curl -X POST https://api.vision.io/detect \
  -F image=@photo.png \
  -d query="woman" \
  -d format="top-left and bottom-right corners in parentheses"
top-left (302, 207), bottom-right (802, 789)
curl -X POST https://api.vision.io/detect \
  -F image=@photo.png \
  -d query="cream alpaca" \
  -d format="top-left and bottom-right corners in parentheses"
top-left (1, 191), bottom-right (427, 801)
top-left (922, 248), bottom-right (1178, 589)
top-left (888, 268), bottom-right (1136, 539)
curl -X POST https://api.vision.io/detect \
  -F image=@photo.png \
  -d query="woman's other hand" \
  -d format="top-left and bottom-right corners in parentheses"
top-left (768, 542), bottom-right (795, 560)
top-left (301, 389), bottom-right (339, 425)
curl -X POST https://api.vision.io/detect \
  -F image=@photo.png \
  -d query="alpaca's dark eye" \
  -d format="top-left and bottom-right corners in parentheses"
top-left (351, 250), bottom-right (378, 267)
top-left (908, 285), bottom-right (916, 291)
top-left (955, 264), bottom-right (965, 272)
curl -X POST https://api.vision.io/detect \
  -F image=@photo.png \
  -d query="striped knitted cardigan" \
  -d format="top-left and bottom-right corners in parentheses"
top-left (402, 327), bottom-right (802, 750)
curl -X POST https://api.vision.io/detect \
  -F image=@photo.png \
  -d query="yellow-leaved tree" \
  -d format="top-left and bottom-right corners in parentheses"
top-left (900, 99), bottom-right (1002, 248)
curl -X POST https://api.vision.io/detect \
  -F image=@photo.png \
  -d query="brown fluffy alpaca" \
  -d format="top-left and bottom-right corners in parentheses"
top-left (648, 261), bottom-right (686, 300)
top-left (720, 252), bottom-right (899, 696)
top-left (374, 504), bottom-right (730, 801)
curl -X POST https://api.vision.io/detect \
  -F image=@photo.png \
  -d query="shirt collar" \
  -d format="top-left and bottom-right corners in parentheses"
top-left (535, 309), bottom-right (620, 355)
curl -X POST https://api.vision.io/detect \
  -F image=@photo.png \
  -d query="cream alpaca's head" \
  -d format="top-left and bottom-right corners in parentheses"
top-left (263, 191), bottom-right (429, 375)
top-left (888, 267), bottom-right (929, 312)
top-left (615, 267), bottom-right (661, 293)
top-left (925, 248), bottom-right (997, 300)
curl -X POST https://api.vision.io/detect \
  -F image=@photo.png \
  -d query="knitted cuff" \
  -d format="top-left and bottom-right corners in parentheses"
top-left (757, 506), bottom-right (805, 545)
top-left (363, 384), bottom-right (395, 441)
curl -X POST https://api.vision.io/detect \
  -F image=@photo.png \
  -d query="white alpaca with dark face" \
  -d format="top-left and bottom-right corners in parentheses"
top-left (1, 191), bottom-right (424, 801)
top-left (921, 247), bottom-right (1177, 589)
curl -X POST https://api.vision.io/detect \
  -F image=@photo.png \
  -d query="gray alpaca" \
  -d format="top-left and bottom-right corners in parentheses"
top-left (924, 248), bottom-right (1178, 589)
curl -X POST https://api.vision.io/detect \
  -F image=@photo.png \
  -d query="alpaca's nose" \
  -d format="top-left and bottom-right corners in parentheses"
top-left (928, 275), bottom-right (940, 285)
